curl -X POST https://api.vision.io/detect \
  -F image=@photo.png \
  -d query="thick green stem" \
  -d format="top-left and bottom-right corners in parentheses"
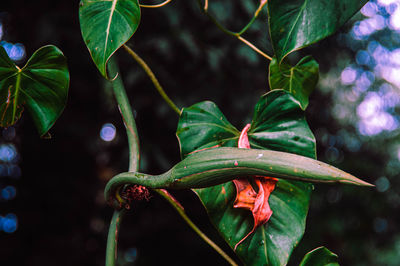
top-left (123, 44), bottom-right (181, 115)
top-left (105, 209), bottom-right (125, 266)
top-left (108, 57), bottom-right (140, 173)
top-left (105, 57), bottom-right (140, 266)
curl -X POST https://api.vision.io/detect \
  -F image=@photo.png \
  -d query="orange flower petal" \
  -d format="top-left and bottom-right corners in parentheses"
top-left (233, 123), bottom-right (278, 250)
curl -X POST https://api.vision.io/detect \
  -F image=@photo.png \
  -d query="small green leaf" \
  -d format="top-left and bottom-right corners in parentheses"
top-left (269, 56), bottom-right (319, 110)
top-left (177, 90), bottom-right (315, 265)
top-left (268, 0), bottom-right (368, 62)
top-left (249, 90), bottom-right (316, 157)
top-left (0, 45), bottom-right (69, 137)
top-left (300, 246), bottom-right (340, 266)
top-left (79, 0), bottom-right (140, 78)
top-left (177, 101), bottom-right (240, 158)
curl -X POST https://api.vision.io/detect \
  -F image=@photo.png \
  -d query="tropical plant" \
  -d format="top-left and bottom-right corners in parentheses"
top-left (0, 0), bottom-right (374, 265)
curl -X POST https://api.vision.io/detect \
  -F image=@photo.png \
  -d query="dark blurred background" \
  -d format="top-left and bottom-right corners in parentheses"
top-left (0, 0), bottom-right (399, 265)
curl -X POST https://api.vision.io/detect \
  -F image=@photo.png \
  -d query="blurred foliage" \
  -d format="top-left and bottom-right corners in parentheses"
top-left (0, 0), bottom-right (399, 266)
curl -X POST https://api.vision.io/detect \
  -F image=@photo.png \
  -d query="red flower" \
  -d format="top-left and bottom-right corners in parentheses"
top-left (233, 124), bottom-right (277, 250)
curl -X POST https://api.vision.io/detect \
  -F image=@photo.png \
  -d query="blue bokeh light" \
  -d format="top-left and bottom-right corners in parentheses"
top-left (9, 43), bottom-right (25, 61)
top-left (7, 164), bottom-right (21, 178)
top-left (0, 213), bottom-right (18, 233)
top-left (356, 50), bottom-right (372, 66)
top-left (1, 186), bottom-right (16, 200)
top-left (124, 247), bottom-right (138, 263)
top-left (375, 176), bottom-right (391, 192)
top-left (0, 144), bottom-right (18, 163)
top-left (100, 123), bottom-right (116, 142)
top-left (0, 41), bottom-right (26, 62)
top-left (332, 0), bottom-right (400, 136)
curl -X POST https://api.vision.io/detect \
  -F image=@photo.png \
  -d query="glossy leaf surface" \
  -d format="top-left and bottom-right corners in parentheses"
top-left (0, 45), bottom-right (69, 136)
top-left (177, 101), bottom-right (240, 158)
top-left (79, 0), bottom-right (140, 78)
top-left (269, 56), bottom-right (319, 110)
top-left (177, 90), bottom-right (316, 265)
top-left (268, 0), bottom-right (368, 62)
top-left (300, 246), bottom-right (339, 266)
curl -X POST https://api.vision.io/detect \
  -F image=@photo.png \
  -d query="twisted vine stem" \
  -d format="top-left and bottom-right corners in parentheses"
top-left (105, 55), bottom-right (238, 266)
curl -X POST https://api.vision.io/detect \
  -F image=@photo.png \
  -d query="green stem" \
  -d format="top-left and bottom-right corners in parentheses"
top-left (140, 0), bottom-right (172, 8)
top-left (105, 209), bottom-right (125, 266)
top-left (105, 57), bottom-right (140, 266)
top-left (201, 9), bottom-right (237, 36)
top-left (237, 15), bottom-right (258, 36)
top-left (108, 57), bottom-right (140, 173)
top-left (237, 0), bottom-right (267, 35)
top-left (123, 44), bottom-right (181, 115)
top-left (197, 0), bottom-right (272, 60)
top-left (106, 56), bottom-right (237, 266)
top-left (157, 189), bottom-right (238, 266)
top-left (198, 0), bottom-right (265, 36)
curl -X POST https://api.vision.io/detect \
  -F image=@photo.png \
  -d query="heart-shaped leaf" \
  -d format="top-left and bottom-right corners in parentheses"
top-left (0, 45), bottom-right (69, 136)
top-left (269, 56), bottom-right (319, 110)
top-left (177, 90), bottom-right (316, 265)
top-left (268, 0), bottom-right (368, 62)
top-left (79, 0), bottom-right (140, 78)
top-left (300, 246), bottom-right (339, 266)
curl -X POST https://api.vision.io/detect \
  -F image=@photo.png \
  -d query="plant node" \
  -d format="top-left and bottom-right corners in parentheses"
top-left (119, 185), bottom-right (151, 209)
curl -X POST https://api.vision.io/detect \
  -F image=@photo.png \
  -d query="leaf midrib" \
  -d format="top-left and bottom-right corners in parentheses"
top-left (12, 71), bottom-right (22, 124)
top-left (280, 0), bottom-right (308, 60)
top-left (104, 0), bottom-right (118, 63)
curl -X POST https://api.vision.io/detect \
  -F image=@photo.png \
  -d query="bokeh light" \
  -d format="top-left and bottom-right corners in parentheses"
top-left (124, 247), bottom-right (138, 263)
top-left (375, 176), bottom-right (391, 192)
top-left (328, 0), bottom-right (400, 137)
top-left (1, 185), bottom-right (16, 200)
top-left (0, 41), bottom-right (26, 62)
top-left (0, 213), bottom-right (18, 233)
top-left (100, 123), bottom-right (116, 142)
top-left (0, 144), bottom-right (18, 163)
top-left (0, 21), bottom-right (21, 236)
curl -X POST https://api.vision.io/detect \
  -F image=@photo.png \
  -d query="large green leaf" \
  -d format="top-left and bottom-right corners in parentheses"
top-left (177, 90), bottom-right (316, 265)
top-left (268, 0), bottom-right (368, 62)
top-left (300, 246), bottom-right (340, 266)
top-left (79, 0), bottom-right (140, 78)
top-left (269, 56), bottom-right (319, 110)
top-left (0, 45), bottom-right (69, 136)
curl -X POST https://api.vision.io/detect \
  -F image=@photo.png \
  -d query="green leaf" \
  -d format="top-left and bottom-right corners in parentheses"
top-left (177, 101), bottom-right (240, 158)
top-left (300, 246), bottom-right (340, 266)
top-left (79, 0), bottom-right (140, 78)
top-left (268, 0), bottom-right (368, 62)
top-left (177, 90), bottom-right (315, 265)
top-left (269, 56), bottom-right (319, 110)
top-left (0, 45), bottom-right (69, 137)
